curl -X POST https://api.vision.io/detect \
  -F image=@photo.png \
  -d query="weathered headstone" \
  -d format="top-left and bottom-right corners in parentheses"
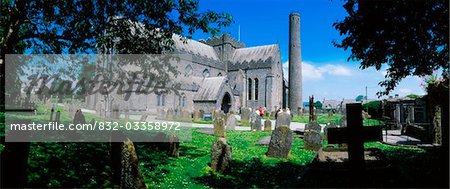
top-left (309, 96), bottom-right (316, 122)
top-left (50, 107), bottom-right (54, 121)
top-left (213, 109), bottom-right (226, 122)
top-left (54, 111), bottom-right (61, 123)
top-left (139, 114), bottom-right (148, 122)
top-left (193, 110), bottom-right (201, 121)
top-left (264, 118), bottom-right (272, 131)
top-left (110, 132), bottom-right (146, 188)
top-left (240, 107), bottom-right (251, 122)
top-left (362, 110), bottom-right (370, 120)
top-left (210, 138), bottom-right (232, 173)
top-left (167, 133), bottom-right (180, 157)
top-left (266, 125), bottom-right (293, 158)
top-left (305, 122), bottom-right (321, 133)
top-left (303, 130), bottom-right (323, 151)
top-left (339, 115), bottom-right (347, 127)
top-left (213, 113), bottom-right (226, 137)
top-left (73, 109), bottom-right (86, 125)
top-left (166, 108), bottom-right (175, 120)
top-left (251, 111), bottom-right (262, 131)
top-left (226, 114), bottom-right (237, 130)
top-left (275, 111), bottom-right (291, 128)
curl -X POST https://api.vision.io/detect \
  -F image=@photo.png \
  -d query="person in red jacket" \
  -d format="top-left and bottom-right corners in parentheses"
top-left (259, 107), bottom-right (264, 117)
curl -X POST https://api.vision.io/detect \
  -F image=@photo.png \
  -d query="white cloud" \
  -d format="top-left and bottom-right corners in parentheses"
top-left (283, 61), bottom-right (353, 81)
top-left (398, 88), bottom-right (412, 94)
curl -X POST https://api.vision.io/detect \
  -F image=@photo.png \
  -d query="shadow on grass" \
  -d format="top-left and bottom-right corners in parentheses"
top-left (195, 158), bottom-right (309, 188)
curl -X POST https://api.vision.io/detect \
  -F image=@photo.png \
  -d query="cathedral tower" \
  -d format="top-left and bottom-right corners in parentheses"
top-left (288, 12), bottom-right (302, 114)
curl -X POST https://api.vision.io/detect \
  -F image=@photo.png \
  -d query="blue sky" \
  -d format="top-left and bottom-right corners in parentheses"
top-left (191, 0), bottom-right (425, 100)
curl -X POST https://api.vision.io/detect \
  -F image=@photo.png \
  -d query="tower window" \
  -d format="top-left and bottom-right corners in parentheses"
top-left (248, 78), bottom-right (252, 100)
top-left (157, 94), bottom-right (166, 106)
top-left (254, 78), bottom-right (259, 100)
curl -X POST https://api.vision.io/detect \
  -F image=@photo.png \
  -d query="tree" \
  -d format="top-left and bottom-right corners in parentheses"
top-left (314, 101), bottom-right (322, 109)
top-left (334, 0), bottom-right (449, 96)
top-left (0, 0), bottom-right (233, 101)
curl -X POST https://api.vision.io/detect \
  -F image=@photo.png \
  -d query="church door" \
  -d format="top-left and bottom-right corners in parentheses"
top-left (221, 92), bottom-right (232, 113)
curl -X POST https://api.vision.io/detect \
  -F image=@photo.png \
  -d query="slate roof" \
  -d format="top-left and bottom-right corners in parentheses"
top-left (194, 77), bottom-right (227, 101)
top-left (172, 34), bottom-right (220, 61)
top-left (231, 44), bottom-right (279, 65)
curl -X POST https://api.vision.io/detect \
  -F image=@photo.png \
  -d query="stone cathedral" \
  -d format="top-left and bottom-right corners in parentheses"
top-left (86, 13), bottom-right (302, 115)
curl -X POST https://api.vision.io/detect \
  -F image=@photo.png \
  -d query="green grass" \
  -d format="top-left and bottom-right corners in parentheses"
top-left (292, 114), bottom-right (343, 124)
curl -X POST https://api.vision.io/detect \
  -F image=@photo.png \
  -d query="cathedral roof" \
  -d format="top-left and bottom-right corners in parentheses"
top-left (172, 35), bottom-right (220, 61)
top-left (194, 77), bottom-right (227, 101)
top-left (231, 44), bottom-right (279, 65)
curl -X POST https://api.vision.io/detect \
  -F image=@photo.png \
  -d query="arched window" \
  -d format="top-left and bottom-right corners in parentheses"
top-left (254, 78), bottom-right (259, 100)
top-left (179, 93), bottom-right (186, 107)
top-left (202, 69), bottom-right (210, 78)
top-left (157, 94), bottom-right (166, 106)
top-left (248, 78), bottom-right (252, 100)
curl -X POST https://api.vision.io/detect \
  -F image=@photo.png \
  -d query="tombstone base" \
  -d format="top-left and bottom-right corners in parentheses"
top-left (312, 147), bottom-right (389, 171)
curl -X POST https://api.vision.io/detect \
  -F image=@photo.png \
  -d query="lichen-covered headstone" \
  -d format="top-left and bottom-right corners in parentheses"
top-left (240, 107), bottom-right (251, 122)
top-left (305, 122), bottom-right (321, 133)
top-left (275, 111), bottom-right (291, 128)
top-left (266, 125), bottom-right (293, 158)
top-left (213, 114), bottom-right (226, 137)
top-left (251, 111), bottom-right (262, 131)
top-left (226, 114), bottom-right (237, 130)
top-left (167, 133), bottom-right (180, 157)
top-left (303, 130), bottom-right (323, 151)
top-left (110, 132), bottom-right (146, 189)
top-left (210, 138), bottom-right (232, 173)
top-left (264, 118), bottom-right (272, 131)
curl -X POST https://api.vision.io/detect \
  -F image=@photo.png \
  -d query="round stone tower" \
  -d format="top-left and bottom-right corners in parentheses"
top-left (288, 12), bottom-right (302, 114)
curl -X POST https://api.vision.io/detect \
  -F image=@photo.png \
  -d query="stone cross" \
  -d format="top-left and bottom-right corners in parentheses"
top-left (309, 96), bottom-right (315, 122)
top-left (327, 103), bottom-right (383, 170)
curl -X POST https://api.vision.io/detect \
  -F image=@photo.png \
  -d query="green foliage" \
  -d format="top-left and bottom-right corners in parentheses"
top-left (292, 114), bottom-right (343, 124)
top-left (406, 94), bottom-right (420, 99)
top-left (362, 101), bottom-right (382, 119)
top-left (334, 0), bottom-right (449, 96)
top-left (314, 101), bottom-right (322, 109)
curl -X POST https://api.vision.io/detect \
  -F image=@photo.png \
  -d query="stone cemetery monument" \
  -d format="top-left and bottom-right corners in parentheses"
top-left (193, 110), bottom-right (201, 121)
top-left (266, 125), bottom-right (293, 158)
top-left (210, 138), bottom-right (232, 173)
top-left (327, 103), bottom-right (383, 170)
top-left (73, 109), bottom-right (86, 125)
top-left (166, 108), bottom-right (175, 120)
top-left (54, 111), bottom-right (61, 123)
top-left (264, 118), bottom-right (272, 131)
top-left (309, 95), bottom-right (316, 122)
top-left (323, 122), bottom-right (338, 141)
top-left (240, 107), bottom-right (251, 123)
top-left (167, 133), bottom-right (180, 157)
top-left (251, 110), bottom-right (262, 131)
top-left (275, 110), bottom-right (291, 128)
top-left (303, 130), bottom-right (323, 151)
top-left (213, 111), bottom-right (226, 137)
top-left (226, 114), bottom-right (237, 130)
top-left (110, 132), bottom-right (146, 188)
top-left (305, 122), bottom-right (321, 133)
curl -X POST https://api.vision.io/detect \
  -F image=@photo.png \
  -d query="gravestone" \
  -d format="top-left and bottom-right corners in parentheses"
top-left (362, 110), bottom-right (370, 120)
top-left (213, 114), bottom-right (226, 137)
top-left (125, 106), bottom-right (130, 122)
top-left (251, 111), bottom-right (262, 131)
top-left (309, 96), bottom-right (316, 122)
top-left (112, 104), bottom-right (120, 119)
top-left (264, 118), bottom-right (272, 131)
top-left (50, 107), bottom-right (54, 121)
top-left (213, 110), bottom-right (226, 122)
top-left (199, 110), bottom-right (205, 119)
top-left (339, 115), bottom-right (347, 127)
top-left (210, 138), bottom-right (232, 173)
top-left (240, 107), bottom-right (251, 122)
top-left (226, 114), bottom-right (237, 130)
top-left (167, 133), bottom-right (180, 157)
top-left (54, 111), bottom-right (61, 123)
top-left (305, 122), bottom-right (321, 133)
top-left (110, 132), bottom-right (146, 188)
top-left (166, 108), bottom-right (175, 120)
top-left (266, 125), bottom-right (293, 158)
top-left (327, 103), bottom-right (383, 170)
top-left (303, 130), bottom-right (323, 151)
top-left (139, 114), bottom-right (148, 122)
top-left (193, 110), bottom-right (201, 121)
top-left (73, 109), bottom-right (86, 125)
top-left (275, 111), bottom-right (291, 128)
